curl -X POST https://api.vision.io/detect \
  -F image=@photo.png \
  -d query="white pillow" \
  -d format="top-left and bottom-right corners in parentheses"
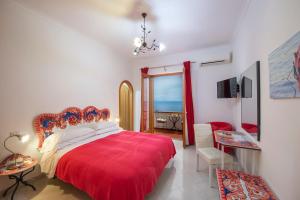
top-left (94, 126), bottom-right (122, 135)
top-left (57, 133), bottom-right (97, 150)
top-left (92, 121), bottom-right (117, 131)
top-left (76, 122), bottom-right (97, 129)
top-left (40, 133), bottom-right (60, 153)
top-left (57, 126), bottom-right (95, 143)
top-left (57, 127), bottom-right (121, 150)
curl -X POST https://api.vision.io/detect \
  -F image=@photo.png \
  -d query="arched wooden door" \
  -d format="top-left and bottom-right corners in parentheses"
top-left (119, 80), bottom-right (134, 130)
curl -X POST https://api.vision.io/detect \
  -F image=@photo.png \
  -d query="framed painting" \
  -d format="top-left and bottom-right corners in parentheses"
top-left (269, 31), bottom-right (300, 99)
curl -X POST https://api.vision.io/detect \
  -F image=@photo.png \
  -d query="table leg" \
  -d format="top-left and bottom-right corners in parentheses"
top-left (2, 167), bottom-right (36, 200)
top-left (221, 145), bottom-right (224, 169)
top-left (251, 151), bottom-right (256, 175)
top-left (11, 181), bottom-right (19, 200)
top-left (240, 149), bottom-right (244, 171)
top-left (20, 167), bottom-right (36, 191)
top-left (2, 182), bottom-right (17, 197)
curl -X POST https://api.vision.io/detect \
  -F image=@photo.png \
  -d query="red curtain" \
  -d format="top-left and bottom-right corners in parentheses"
top-left (184, 61), bottom-right (195, 145)
top-left (141, 67), bottom-right (149, 75)
top-left (140, 67), bottom-right (149, 131)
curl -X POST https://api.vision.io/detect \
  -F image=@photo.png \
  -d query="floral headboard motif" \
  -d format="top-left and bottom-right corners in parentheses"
top-left (33, 106), bottom-right (110, 148)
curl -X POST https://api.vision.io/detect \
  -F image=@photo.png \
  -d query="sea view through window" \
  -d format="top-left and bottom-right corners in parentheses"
top-left (154, 75), bottom-right (183, 112)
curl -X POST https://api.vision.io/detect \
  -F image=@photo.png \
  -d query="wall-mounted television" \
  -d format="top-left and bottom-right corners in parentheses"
top-left (217, 77), bottom-right (237, 98)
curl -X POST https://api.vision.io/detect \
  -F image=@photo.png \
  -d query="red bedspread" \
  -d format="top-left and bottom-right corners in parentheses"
top-left (56, 131), bottom-right (176, 200)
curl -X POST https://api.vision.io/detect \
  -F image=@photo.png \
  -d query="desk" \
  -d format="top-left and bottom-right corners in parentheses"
top-left (0, 158), bottom-right (37, 200)
top-left (214, 130), bottom-right (261, 173)
top-left (216, 169), bottom-right (277, 200)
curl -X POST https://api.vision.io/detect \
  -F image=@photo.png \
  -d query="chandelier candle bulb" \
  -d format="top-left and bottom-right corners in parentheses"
top-left (134, 37), bottom-right (142, 48)
top-left (159, 43), bottom-right (166, 52)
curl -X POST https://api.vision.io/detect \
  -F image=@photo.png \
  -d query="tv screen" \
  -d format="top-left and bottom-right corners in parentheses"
top-left (217, 77), bottom-right (237, 98)
top-left (241, 76), bottom-right (252, 98)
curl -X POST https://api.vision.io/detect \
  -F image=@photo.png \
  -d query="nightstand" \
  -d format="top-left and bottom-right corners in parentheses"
top-left (0, 158), bottom-right (37, 200)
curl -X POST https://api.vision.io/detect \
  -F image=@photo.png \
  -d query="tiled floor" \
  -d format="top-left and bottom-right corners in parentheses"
top-left (3, 140), bottom-right (219, 200)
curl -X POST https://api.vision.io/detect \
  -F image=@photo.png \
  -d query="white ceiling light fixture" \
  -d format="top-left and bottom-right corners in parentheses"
top-left (133, 13), bottom-right (164, 55)
top-left (159, 43), bottom-right (166, 52)
top-left (133, 37), bottom-right (142, 48)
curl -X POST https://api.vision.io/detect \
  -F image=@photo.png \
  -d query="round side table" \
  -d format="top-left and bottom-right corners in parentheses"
top-left (0, 158), bottom-right (38, 200)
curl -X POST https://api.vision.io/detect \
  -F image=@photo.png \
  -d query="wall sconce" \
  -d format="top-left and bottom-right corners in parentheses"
top-left (115, 117), bottom-right (120, 124)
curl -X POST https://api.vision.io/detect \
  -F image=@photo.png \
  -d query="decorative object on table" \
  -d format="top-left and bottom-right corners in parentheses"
top-left (133, 13), bottom-right (165, 55)
top-left (214, 130), bottom-right (261, 150)
top-left (3, 132), bottom-right (30, 170)
top-left (0, 154), bottom-right (32, 171)
top-left (0, 158), bottom-right (37, 200)
top-left (269, 31), bottom-right (300, 98)
top-left (216, 169), bottom-right (277, 200)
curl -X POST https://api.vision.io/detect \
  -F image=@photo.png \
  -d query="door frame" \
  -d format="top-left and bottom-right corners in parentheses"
top-left (142, 72), bottom-right (186, 147)
top-left (119, 80), bottom-right (134, 130)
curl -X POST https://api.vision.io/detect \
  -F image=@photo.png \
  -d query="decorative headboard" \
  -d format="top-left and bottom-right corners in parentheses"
top-left (33, 106), bottom-right (110, 148)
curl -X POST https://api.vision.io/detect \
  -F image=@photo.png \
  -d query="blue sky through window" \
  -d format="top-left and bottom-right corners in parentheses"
top-left (154, 75), bottom-right (183, 112)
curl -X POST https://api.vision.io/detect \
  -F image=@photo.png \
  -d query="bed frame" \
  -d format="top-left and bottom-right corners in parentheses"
top-left (33, 106), bottom-right (110, 148)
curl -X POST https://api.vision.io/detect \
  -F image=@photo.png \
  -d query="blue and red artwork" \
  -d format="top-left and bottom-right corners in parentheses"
top-left (269, 31), bottom-right (300, 98)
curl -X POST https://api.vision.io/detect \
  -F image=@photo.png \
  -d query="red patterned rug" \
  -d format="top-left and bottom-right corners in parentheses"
top-left (216, 169), bottom-right (277, 200)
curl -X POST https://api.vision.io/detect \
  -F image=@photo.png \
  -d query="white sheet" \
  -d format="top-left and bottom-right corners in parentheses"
top-left (40, 128), bottom-right (123, 178)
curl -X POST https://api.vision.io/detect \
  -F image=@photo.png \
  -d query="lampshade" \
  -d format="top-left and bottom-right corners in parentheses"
top-left (134, 37), bottom-right (142, 48)
top-left (4, 132), bottom-right (30, 155)
top-left (21, 134), bottom-right (30, 143)
top-left (3, 132), bottom-right (30, 169)
top-left (159, 43), bottom-right (166, 52)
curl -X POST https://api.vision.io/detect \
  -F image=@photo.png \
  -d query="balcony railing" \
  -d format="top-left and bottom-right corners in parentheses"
top-left (154, 112), bottom-right (183, 131)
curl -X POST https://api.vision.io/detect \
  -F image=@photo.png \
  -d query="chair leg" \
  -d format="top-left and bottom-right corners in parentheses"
top-left (196, 154), bottom-right (200, 172)
top-left (209, 164), bottom-right (213, 188)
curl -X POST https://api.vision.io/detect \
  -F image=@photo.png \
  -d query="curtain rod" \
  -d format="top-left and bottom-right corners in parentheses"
top-left (148, 61), bottom-right (197, 69)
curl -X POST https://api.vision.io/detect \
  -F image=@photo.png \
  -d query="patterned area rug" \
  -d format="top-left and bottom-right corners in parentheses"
top-left (216, 169), bottom-right (277, 200)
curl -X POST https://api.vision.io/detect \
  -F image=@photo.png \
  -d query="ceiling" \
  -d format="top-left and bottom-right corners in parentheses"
top-left (15, 0), bottom-right (247, 57)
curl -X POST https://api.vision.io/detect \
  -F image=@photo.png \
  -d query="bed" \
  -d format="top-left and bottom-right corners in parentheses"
top-left (33, 106), bottom-right (176, 200)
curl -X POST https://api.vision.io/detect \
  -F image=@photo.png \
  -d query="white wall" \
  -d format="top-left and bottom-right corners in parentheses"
top-left (0, 0), bottom-right (132, 190)
top-left (233, 0), bottom-right (300, 199)
top-left (131, 45), bottom-right (237, 131)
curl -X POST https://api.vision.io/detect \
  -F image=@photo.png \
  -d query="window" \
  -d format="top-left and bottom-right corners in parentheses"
top-left (154, 75), bottom-right (183, 112)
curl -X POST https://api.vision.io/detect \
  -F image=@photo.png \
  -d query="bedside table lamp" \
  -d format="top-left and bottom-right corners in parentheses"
top-left (3, 132), bottom-right (30, 169)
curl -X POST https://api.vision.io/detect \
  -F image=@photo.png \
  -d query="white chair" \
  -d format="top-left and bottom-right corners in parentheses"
top-left (194, 124), bottom-right (233, 187)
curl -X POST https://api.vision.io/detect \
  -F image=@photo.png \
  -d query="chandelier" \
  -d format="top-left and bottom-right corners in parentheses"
top-left (133, 13), bottom-right (165, 55)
